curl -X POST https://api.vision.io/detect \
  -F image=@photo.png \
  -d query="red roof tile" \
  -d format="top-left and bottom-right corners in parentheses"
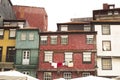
top-left (13, 5), bottom-right (48, 32)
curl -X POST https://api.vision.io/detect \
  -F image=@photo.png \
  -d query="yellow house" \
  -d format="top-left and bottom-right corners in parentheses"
top-left (0, 26), bottom-right (19, 71)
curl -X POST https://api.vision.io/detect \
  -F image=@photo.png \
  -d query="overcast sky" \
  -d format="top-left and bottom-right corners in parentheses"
top-left (11, 0), bottom-right (120, 31)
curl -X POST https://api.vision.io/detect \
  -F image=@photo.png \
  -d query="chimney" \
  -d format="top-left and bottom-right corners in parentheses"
top-left (103, 3), bottom-right (109, 9)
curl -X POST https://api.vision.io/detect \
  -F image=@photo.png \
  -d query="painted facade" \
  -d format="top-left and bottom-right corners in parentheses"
top-left (38, 22), bottom-right (97, 80)
top-left (92, 4), bottom-right (120, 78)
top-left (0, 26), bottom-right (19, 71)
top-left (15, 28), bottom-right (39, 77)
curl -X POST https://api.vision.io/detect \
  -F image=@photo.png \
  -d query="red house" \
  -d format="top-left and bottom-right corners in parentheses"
top-left (13, 5), bottom-right (48, 31)
top-left (38, 22), bottom-right (97, 80)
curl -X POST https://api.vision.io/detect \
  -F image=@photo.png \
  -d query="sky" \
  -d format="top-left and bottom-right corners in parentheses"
top-left (11, 0), bottom-right (120, 31)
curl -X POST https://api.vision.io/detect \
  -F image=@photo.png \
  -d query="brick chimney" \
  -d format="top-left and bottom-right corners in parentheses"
top-left (103, 3), bottom-right (115, 9)
top-left (103, 3), bottom-right (109, 9)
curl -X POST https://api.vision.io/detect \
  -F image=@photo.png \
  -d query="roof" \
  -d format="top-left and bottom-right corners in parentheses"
top-left (91, 20), bottom-right (120, 23)
top-left (40, 31), bottom-right (97, 35)
top-left (93, 8), bottom-right (120, 12)
top-left (12, 5), bottom-right (48, 31)
top-left (57, 21), bottom-right (90, 25)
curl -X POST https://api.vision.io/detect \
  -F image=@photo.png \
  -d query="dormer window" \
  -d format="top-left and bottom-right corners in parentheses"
top-left (114, 11), bottom-right (119, 15)
top-left (61, 25), bottom-right (68, 31)
top-left (108, 11), bottom-right (112, 15)
top-left (84, 25), bottom-right (91, 31)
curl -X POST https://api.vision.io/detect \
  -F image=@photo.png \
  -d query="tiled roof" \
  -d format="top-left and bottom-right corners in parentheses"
top-left (12, 5), bottom-right (48, 31)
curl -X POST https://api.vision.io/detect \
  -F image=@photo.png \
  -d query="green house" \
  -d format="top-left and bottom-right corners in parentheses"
top-left (15, 28), bottom-right (39, 77)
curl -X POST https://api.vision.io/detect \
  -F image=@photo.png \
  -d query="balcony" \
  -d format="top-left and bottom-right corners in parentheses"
top-left (0, 62), bottom-right (14, 69)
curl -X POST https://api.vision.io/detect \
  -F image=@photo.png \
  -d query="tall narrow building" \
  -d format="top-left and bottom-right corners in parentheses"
top-left (92, 3), bottom-right (120, 78)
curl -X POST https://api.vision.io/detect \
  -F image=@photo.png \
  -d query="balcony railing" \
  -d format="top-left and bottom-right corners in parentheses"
top-left (0, 62), bottom-right (14, 69)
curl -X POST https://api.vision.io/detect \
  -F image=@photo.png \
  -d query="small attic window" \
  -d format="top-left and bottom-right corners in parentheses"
top-left (114, 11), bottom-right (119, 15)
top-left (61, 25), bottom-right (68, 31)
top-left (108, 11), bottom-right (112, 15)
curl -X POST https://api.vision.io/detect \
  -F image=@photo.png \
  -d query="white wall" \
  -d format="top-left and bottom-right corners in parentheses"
top-left (95, 25), bottom-right (120, 57)
top-left (95, 24), bottom-right (120, 77)
top-left (97, 58), bottom-right (120, 76)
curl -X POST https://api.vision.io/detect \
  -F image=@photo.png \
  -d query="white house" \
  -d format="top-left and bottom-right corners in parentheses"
top-left (92, 20), bottom-right (120, 78)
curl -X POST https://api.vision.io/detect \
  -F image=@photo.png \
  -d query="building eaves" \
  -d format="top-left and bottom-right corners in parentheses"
top-left (39, 31), bottom-right (97, 35)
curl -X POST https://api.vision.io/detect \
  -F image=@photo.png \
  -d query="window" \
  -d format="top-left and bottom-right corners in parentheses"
top-left (10, 22), bottom-right (17, 27)
top-left (84, 25), bottom-right (91, 31)
top-left (6, 47), bottom-right (16, 62)
top-left (29, 33), bottom-right (34, 40)
top-left (102, 25), bottom-right (110, 35)
top-left (114, 11), bottom-right (119, 15)
top-left (0, 47), bottom-right (2, 62)
top-left (50, 36), bottom-right (57, 45)
top-left (82, 72), bottom-right (90, 77)
top-left (44, 51), bottom-right (53, 62)
top-left (44, 72), bottom-right (52, 80)
top-left (0, 29), bottom-right (4, 38)
top-left (65, 52), bottom-right (73, 62)
top-left (102, 41), bottom-right (111, 51)
top-left (61, 25), bottom-right (68, 31)
top-left (102, 58), bottom-right (112, 70)
top-left (9, 29), bottom-right (16, 38)
top-left (22, 50), bottom-right (30, 65)
top-left (18, 22), bottom-right (24, 28)
top-left (21, 33), bottom-right (26, 40)
top-left (86, 35), bottom-right (94, 44)
top-left (40, 36), bottom-right (47, 45)
top-left (83, 52), bottom-right (91, 62)
top-left (63, 72), bottom-right (72, 80)
top-left (108, 11), bottom-right (112, 15)
top-left (61, 35), bottom-right (68, 45)
top-left (22, 71), bottom-right (30, 75)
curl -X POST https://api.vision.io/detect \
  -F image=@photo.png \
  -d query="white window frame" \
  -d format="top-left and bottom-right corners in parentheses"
top-left (108, 11), bottom-right (112, 15)
top-left (102, 58), bottom-right (112, 70)
top-left (86, 35), bottom-right (94, 44)
top-left (9, 29), bottom-right (16, 38)
top-left (44, 72), bottom-right (52, 80)
top-left (102, 41), bottom-right (111, 51)
top-left (61, 25), bottom-right (68, 31)
top-left (40, 36), bottom-right (47, 45)
top-left (61, 35), bottom-right (68, 45)
top-left (83, 52), bottom-right (91, 62)
top-left (50, 36), bottom-right (57, 45)
top-left (44, 51), bottom-right (53, 62)
top-left (65, 52), bottom-right (73, 62)
top-left (22, 50), bottom-right (30, 65)
top-left (18, 22), bottom-right (24, 28)
top-left (114, 11), bottom-right (119, 15)
top-left (63, 72), bottom-right (72, 80)
top-left (84, 25), bottom-right (91, 31)
top-left (29, 33), bottom-right (34, 40)
top-left (102, 25), bottom-right (110, 35)
top-left (82, 72), bottom-right (90, 77)
top-left (0, 29), bottom-right (3, 36)
top-left (21, 33), bottom-right (26, 40)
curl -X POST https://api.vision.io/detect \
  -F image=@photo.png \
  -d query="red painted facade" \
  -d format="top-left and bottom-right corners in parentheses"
top-left (13, 5), bottom-right (48, 31)
top-left (38, 30), bottom-right (97, 79)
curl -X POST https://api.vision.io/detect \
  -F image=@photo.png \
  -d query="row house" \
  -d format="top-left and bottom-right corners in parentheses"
top-left (92, 4), bottom-right (120, 78)
top-left (38, 22), bottom-right (97, 80)
top-left (13, 5), bottom-right (48, 31)
top-left (15, 27), bottom-right (39, 77)
top-left (0, 19), bottom-right (26, 71)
